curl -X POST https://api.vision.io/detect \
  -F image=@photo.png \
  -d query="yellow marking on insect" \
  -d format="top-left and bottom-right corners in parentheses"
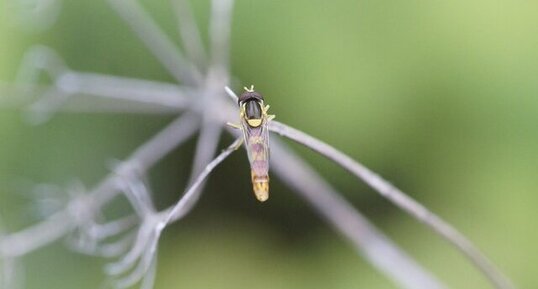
top-left (251, 171), bottom-right (269, 202)
top-left (246, 118), bottom-right (262, 127)
top-left (244, 85), bottom-right (255, 92)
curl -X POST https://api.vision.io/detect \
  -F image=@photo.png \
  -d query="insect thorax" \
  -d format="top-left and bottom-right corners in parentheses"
top-left (241, 99), bottom-right (264, 127)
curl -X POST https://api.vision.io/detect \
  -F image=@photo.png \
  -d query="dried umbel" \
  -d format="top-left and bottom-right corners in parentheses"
top-left (0, 1), bottom-right (515, 289)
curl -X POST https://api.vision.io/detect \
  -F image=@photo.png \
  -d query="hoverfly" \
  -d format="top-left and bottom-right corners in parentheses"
top-left (227, 85), bottom-right (275, 202)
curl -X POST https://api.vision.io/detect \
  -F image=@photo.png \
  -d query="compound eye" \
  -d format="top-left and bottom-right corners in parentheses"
top-left (245, 100), bottom-right (262, 119)
top-left (238, 90), bottom-right (264, 105)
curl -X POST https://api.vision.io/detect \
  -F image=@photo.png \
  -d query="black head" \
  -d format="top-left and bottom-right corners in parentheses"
top-left (238, 89), bottom-right (264, 105)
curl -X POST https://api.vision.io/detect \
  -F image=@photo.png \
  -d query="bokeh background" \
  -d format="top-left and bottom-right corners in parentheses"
top-left (1, 0), bottom-right (537, 288)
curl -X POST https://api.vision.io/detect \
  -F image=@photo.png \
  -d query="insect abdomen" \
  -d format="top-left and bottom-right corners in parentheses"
top-left (251, 170), bottom-right (269, 202)
top-left (248, 136), bottom-right (269, 202)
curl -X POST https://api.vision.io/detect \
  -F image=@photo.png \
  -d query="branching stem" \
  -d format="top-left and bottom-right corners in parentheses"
top-left (269, 120), bottom-right (515, 289)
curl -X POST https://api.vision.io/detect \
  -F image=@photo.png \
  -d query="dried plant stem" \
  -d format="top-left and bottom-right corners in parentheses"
top-left (160, 137), bottom-right (242, 225)
top-left (105, 138), bottom-right (241, 288)
top-left (107, 0), bottom-right (202, 85)
top-left (55, 72), bottom-right (190, 109)
top-left (172, 0), bottom-right (208, 69)
top-left (0, 0), bottom-right (516, 287)
top-left (269, 120), bottom-right (514, 289)
top-left (26, 71), bottom-right (190, 123)
top-left (0, 211), bottom-right (71, 258)
top-left (208, 0), bottom-right (234, 72)
top-left (0, 83), bottom-right (182, 115)
top-left (0, 114), bottom-right (199, 257)
top-left (188, 120), bottom-right (223, 183)
top-left (270, 139), bottom-right (447, 289)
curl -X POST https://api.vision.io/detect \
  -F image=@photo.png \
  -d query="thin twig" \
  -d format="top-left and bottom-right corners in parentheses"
top-left (185, 120), bottom-right (223, 196)
top-left (107, 0), bottom-right (202, 85)
top-left (8, 46), bottom-right (192, 121)
top-left (209, 0), bottom-right (234, 72)
top-left (0, 254), bottom-right (21, 289)
top-left (14, 46), bottom-right (70, 124)
top-left (98, 231), bottom-right (137, 258)
top-left (106, 217), bottom-right (160, 288)
top-left (0, 211), bottom-right (72, 258)
top-left (118, 177), bottom-right (156, 217)
top-left (224, 86), bottom-right (238, 102)
top-left (140, 256), bottom-right (157, 289)
top-left (0, 114), bottom-right (199, 257)
top-left (106, 138), bottom-right (241, 288)
top-left (270, 138), bottom-right (447, 289)
top-left (161, 137), bottom-right (242, 225)
top-left (15, 45), bottom-right (67, 86)
top-left (269, 120), bottom-right (515, 289)
top-left (55, 72), bottom-right (191, 109)
top-left (0, 220), bottom-right (23, 289)
top-left (87, 215), bottom-right (138, 241)
top-left (192, 125), bottom-right (223, 178)
top-left (172, 0), bottom-right (207, 69)
top-left (25, 87), bottom-right (70, 124)
top-left (2, 74), bottom-right (190, 114)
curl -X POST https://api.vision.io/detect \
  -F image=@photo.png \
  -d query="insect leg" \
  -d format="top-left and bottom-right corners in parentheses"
top-left (231, 138), bottom-right (244, 150)
top-left (226, 122), bottom-right (241, 129)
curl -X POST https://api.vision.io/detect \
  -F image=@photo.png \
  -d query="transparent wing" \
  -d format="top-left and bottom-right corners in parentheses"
top-left (240, 117), bottom-right (270, 176)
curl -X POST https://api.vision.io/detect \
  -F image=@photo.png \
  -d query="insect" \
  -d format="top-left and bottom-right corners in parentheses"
top-left (227, 85), bottom-right (275, 202)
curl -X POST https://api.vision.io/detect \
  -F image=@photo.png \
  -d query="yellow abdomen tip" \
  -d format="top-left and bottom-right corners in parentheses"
top-left (253, 182), bottom-right (269, 202)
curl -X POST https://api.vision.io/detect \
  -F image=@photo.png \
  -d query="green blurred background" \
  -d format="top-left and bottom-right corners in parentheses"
top-left (1, 0), bottom-right (537, 288)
